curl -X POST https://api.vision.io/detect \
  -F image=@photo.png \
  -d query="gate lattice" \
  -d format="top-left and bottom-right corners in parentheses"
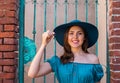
top-left (19, 0), bottom-right (110, 83)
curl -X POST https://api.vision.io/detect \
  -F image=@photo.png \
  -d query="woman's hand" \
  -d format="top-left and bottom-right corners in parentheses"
top-left (41, 30), bottom-right (55, 46)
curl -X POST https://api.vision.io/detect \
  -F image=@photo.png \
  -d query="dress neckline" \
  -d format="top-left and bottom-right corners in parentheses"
top-left (55, 55), bottom-right (101, 65)
top-left (68, 61), bottom-right (101, 65)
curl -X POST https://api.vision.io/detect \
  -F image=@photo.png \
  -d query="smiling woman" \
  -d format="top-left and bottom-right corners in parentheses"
top-left (28, 20), bottom-right (104, 83)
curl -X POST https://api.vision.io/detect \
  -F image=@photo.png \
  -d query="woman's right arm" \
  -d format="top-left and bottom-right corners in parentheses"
top-left (28, 30), bottom-right (54, 78)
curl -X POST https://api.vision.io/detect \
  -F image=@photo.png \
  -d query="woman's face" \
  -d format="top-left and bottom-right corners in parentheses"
top-left (68, 26), bottom-right (85, 49)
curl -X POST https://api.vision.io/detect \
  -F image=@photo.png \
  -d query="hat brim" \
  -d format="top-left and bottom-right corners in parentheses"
top-left (54, 21), bottom-right (98, 48)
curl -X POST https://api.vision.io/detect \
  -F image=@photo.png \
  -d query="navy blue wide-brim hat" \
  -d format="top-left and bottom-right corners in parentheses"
top-left (53, 20), bottom-right (98, 48)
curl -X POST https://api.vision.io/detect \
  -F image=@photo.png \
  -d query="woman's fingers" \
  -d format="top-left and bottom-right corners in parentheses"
top-left (47, 31), bottom-right (55, 39)
top-left (42, 30), bottom-right (55, 46)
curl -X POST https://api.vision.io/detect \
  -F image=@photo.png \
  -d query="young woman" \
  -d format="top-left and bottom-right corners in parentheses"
top-left (28, 20), bottom-right (104, 83)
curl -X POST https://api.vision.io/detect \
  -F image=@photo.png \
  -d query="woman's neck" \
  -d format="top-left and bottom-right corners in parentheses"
top-left (71, 47), bottom-right (85, 56)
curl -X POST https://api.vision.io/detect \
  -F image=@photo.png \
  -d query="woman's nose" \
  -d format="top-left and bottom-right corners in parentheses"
top-left (73, 33), bottom-right (78, 39)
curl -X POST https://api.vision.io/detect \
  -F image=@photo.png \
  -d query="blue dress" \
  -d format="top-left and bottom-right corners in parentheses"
top-left (47, 55), bottom-right (104, 83)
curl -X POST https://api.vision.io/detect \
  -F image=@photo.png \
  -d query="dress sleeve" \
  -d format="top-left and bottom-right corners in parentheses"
top-left (46, 55), bottom-right (60, 72)
top-left (93, 64), bottom-right (104, 82)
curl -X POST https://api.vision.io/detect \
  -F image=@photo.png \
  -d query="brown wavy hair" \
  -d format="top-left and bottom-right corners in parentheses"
top-left (60, 26), bottom-right (89, 64)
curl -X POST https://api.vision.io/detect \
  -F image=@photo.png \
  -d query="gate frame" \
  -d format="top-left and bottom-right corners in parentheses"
top-left (18, 0), bottom-right (110, 83)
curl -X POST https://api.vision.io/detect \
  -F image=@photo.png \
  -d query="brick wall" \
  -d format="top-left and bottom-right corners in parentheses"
top-left (0, 0), bottom-right (18, 83)
top-left (109, 0), bottom-right (120, 83)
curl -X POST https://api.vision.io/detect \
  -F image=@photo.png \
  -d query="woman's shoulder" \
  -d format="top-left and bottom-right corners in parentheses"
top-left (87, 53), bottom-right (100, 64)
top-left (46, 55), bottom-right (61, 66)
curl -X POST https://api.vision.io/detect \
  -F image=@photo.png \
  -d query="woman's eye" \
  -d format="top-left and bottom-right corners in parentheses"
top-left (78, 32), bottom-right (82, 35)
top-left (69, 33), bottom-right (73, 35)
